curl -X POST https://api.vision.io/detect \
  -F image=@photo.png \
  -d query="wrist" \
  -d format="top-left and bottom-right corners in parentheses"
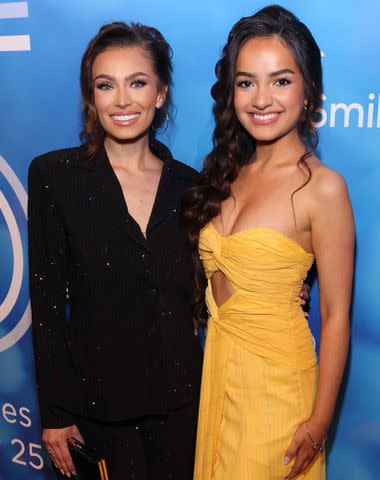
top-left (305, 422), bottom-right (327, 452)
top-left (308, 412), bottom-right (330, 432)
top-left (306, 416), bottom-right (329, 441)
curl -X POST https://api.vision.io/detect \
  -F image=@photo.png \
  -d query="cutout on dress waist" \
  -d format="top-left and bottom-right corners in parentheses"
top-left (210, 270), bottom-right (235, 309)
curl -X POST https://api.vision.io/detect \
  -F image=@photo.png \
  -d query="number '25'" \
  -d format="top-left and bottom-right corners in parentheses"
top-left (11, 439), bottom-right (44, 470)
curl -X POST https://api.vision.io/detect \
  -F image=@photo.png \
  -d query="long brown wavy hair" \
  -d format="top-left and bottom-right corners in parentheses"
top-left (80, 22), bottom-right (173, 158)
top-left (182, 5), bottom-right (323, 327)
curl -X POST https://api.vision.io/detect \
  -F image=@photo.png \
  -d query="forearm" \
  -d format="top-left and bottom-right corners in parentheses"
top-left (310, 316), bottom-right (350, 431)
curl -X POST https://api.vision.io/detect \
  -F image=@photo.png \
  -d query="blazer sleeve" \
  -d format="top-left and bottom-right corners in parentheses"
top-left (28, 158), bottom-right (74, 428)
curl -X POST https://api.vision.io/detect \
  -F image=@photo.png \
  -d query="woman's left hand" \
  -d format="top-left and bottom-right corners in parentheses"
top-left (283, 420), bottom-right (326, 479)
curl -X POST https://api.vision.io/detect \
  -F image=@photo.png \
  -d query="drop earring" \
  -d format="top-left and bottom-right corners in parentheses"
top-left (154, 106), bottom-right (170, 134)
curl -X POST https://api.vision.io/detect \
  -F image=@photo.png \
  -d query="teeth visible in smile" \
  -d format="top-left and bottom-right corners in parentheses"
top-left (252, 113), bottom-right (279, 120)
top-left (111, 113), bottom-right (140, 121)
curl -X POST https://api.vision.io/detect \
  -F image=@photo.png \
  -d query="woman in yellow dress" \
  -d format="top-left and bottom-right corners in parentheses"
top-left (183, 5), bottom-right (354, 479)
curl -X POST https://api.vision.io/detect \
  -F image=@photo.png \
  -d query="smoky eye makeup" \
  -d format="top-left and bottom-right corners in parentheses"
top-left (235, 75), bottom-right (255, 88)
top-left (130, 78), bottom-right (148, 88)
top-left (274, 77), bottom-right (292, 86)
top-left (95, 81), bottom-right (113, 91)
top-left (236, 80), bottom-right (252, 88)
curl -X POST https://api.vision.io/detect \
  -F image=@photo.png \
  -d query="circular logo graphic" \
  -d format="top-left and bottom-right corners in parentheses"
top-left (0, 154), bottom-right (31, 352)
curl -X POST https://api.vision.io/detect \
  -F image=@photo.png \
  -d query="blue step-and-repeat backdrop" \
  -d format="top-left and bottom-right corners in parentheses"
top-left (0, 1), bottom-right (379, 478)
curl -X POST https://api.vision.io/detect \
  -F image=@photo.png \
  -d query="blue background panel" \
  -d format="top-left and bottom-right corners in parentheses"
top-left (0, 1), bottom-right (379, 478)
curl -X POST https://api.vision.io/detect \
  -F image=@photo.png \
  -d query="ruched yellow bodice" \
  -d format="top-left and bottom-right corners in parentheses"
top-left (194, 223), bottom-right (325, 480)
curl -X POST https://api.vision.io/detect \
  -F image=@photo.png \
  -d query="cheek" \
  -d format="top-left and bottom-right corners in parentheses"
top-left (93, 90), bottom-right (110, 112)
top-left (233, 89), bottom-right (247, 115)
top-left (138, 88), bottom-right (161, 109)
top-left (280, 87), bottom-right (304, 111)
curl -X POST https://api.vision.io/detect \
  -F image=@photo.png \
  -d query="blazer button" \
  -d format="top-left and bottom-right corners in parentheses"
top-left (151, 288), bottom-right (158, 296)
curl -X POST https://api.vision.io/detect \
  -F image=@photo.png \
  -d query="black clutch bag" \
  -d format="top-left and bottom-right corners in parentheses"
top-left (67, 437), bottom-right (109, 480)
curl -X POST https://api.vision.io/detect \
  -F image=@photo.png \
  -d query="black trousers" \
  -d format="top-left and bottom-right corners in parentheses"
top-left (69, 401), bottom-right (198, 480)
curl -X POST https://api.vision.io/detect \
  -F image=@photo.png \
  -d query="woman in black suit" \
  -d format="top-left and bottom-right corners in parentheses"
top-left (28, 22), bottom-right (202, 479)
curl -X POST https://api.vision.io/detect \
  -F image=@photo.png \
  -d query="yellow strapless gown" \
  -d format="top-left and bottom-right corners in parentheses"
top-left (194, 223), bottom-right (325, 480)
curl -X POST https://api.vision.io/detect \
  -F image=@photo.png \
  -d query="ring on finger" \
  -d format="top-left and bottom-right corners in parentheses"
top-left (47, 447), bottom-right (55, 455)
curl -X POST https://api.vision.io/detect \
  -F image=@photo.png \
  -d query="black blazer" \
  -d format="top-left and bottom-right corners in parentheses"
top-left (28, 140), bottom-right (203, 428)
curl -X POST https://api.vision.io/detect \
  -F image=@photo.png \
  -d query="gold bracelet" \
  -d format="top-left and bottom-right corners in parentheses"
top-left (305, 424), bottom-right (327, 452)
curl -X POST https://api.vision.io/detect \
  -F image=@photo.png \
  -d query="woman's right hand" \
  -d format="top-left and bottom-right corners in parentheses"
top-left (43, 424), bottom-right (84, 477)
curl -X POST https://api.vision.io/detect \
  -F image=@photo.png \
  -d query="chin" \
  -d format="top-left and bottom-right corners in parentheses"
top-left (243, 128), bottom-right (281, 143)
top-left (107, 127), bottom-right (150, 143)
top-left (244, 124), bottom-right (298, 144)
top-left (253, 133), bottom-right (279, 142)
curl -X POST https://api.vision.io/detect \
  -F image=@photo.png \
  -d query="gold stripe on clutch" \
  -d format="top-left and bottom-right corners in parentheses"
top-left (101, 459), bottom-right (109, 480)
top-left (98, 461), bottom-right (105, 480)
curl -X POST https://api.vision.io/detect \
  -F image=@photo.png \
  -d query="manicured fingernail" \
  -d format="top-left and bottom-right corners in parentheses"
top-left (284, 456), bottom-right (290, 465)
top-left (60, 470), bottom-right (65, 476)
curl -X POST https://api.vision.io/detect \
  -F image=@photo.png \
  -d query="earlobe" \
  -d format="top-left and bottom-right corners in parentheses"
top-left (156, 85), bottom-right (168, 109)
top-left (156, 97), bottom-right (165, 109)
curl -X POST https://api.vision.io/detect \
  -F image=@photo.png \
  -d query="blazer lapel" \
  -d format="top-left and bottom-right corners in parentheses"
top-left (147, 140), bottom-right (177, 234)
top-left (76, 140), bottom-right (176, 248)
top-left (92, 146), bottom-right (148, 251)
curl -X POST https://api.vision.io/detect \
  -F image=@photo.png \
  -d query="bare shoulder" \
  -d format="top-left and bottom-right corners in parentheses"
top-left (306, 155), bottom-right (349, 202)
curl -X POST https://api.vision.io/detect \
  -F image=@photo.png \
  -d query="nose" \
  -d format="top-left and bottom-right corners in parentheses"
top-left (252, 85), bottom-right (273, 110)
top-left (114, 85), bottom-right (132, 109)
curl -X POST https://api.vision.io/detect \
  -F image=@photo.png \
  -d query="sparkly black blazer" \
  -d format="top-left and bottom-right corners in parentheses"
top-left (28, 140), bottom-right (203, 428)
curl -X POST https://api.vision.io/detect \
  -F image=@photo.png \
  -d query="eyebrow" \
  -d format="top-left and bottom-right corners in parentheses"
top-left (235, 68), bottom-right (296, 78)
top-left (93, 72), bottom-right (150, 81)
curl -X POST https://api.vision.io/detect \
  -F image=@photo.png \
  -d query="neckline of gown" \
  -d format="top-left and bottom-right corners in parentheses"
top-left (207, 221), bottom-right (314, 258)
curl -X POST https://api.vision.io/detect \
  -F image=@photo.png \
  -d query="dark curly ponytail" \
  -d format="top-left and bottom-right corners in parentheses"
top-left (182, 5), bottom-right (323, 327)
